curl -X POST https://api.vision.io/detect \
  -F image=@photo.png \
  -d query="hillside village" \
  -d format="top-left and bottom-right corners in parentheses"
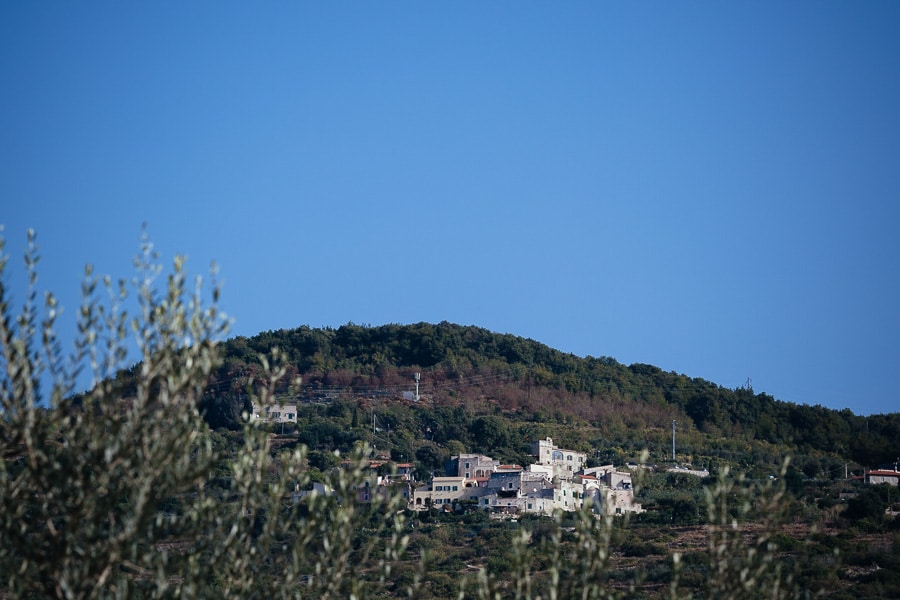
top-left (259, 394), bottom-right (900, 520)
top-left (350, 437), bottom-right (646, 517)
top-left (256, 401), bottom-right (660, 518)
top-left (257, 397), bottom-right (900, 522)
top-left (416, 437), bottom-right (644, 516)
top-left (255, 402), bottom-right (638, 517)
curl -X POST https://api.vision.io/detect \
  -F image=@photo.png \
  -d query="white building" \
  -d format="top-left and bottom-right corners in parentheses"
top-left (251, 402), bottom-right (297, 423)
top-left (866, 468), bottom-right (900, 487)
top-left (531, 437), bottom-right (586, 479)
top-left (411, 476), bottom-right (484, 510)
top-left (576, 469), bottom-right (643, 515)
top-left (552, 479), bottom-right (585, 512)
top-left (355, 476), bottom-right (412, 504)
top-left (449, 454), bottom-right (499, 486)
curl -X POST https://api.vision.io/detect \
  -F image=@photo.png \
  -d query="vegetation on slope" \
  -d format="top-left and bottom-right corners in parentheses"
top-left (205, 322), bottom-right (899, 472)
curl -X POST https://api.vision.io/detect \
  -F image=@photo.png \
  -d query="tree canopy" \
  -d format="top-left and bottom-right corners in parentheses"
top-left (209, 322), bottom-right (898, 469)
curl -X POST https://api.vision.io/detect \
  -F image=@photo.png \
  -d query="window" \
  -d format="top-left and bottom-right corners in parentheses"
top-left (465, 472), bottom-right (470, 478)
top-left (452, 485), bottom-right (458, 491)
top-left (434, 485), bottom-right (442, 491)
top-left (465, 462), bottom-right (470, 469)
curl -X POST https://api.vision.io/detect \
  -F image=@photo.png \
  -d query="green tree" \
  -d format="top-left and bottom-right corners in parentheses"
top-left (415, 443), bottom-right (445, 474)
top-left (198, 392), bottom-right (251, 430)
top-left (470, 415), bottom-right (510, 454)
top-left (844, 486), bottom-right (889, 527)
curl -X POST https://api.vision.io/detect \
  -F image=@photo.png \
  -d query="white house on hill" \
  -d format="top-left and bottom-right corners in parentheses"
top-left (250, 402), bottom-right (297, 423)
top-left (447, 453), bottom-right (499, 486)
top-left (531, 437), bottom-right (587, 478)
top-left (866, 466), bottom-right (899, 487)
top-left (411, 476), bottom-right (485, 510)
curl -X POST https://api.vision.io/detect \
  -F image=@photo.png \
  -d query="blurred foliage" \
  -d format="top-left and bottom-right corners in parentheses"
top-left (0, 232), bottom-right (412, 599)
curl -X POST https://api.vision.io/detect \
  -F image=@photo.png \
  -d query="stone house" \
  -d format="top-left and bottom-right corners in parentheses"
top-left (411, 475), bottom-right (484, 510)
top-left (447, 453), bottom-right (498, 487)
top-left (531, 437), bottom-right (587, 479)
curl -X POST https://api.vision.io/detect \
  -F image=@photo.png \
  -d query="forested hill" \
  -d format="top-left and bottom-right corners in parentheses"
top-left (207, 322), bottom-right (899, 468)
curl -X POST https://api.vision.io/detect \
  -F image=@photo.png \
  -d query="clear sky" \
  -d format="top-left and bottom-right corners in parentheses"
top-left (2, 3), bottom-right (898, 415)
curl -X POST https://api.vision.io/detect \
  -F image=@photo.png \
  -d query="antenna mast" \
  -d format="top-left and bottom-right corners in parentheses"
top-left (672, 420), bottom-right (676, 462)
top-left (414, 372), bottom-right (421, 402)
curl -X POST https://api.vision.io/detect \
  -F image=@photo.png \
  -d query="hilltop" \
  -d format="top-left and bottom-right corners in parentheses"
top-left (197, 321), bottom-right (899, 474)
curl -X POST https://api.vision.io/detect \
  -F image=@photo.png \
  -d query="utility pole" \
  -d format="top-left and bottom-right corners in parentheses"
top-left (671, 420), bottom-right (676, 462)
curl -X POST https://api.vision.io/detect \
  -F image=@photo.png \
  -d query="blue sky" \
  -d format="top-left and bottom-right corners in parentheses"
top-left (2, 2), bottom-right (898, 415)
